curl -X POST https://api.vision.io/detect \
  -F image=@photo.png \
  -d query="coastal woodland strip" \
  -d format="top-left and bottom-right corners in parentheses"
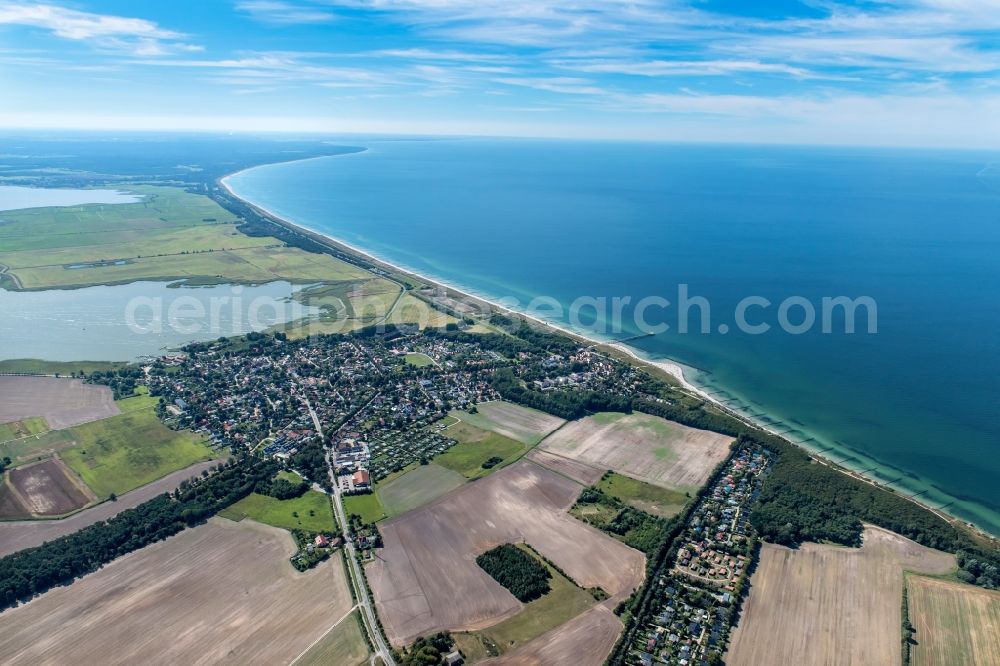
top-left (0, 455), bottom-right (279, 609)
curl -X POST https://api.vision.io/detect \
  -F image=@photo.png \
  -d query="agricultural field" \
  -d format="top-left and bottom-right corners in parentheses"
top-left (0, 458), bottom-right (94, 518)
top-left (59, 403), bottom-right (216, 498)
top-left (296, 609), bottom-right (371, 666)
top-left (0, 376), bottom-right (118, 430)
top-left (435, 421), bottom-right (525, 479)
top-left (472, 545), bottom-right (598, 655)
top-left (595, 471), bottom-right (689, 518)
top-left (368, 461), bottom-right (645, 647)
top-left (456, 402), bottom-right (565, 446)
top-left (0, 459), bottom-right (221, 558)
top-left (0, 359), bottom-right (125, 375)
top-left (525, 449), bottom-right (605, 486)
top-left (343, 492), bottom-right (387, 523)
top-left (0, 519), bottom-right (354, 665)
top-left (488, 604), bottom-right (624, 666)
top-left (218, 489), bottom-right (335, 532)
top-left (727, 525), bottom-right (956, 666)
top-left (538, 411), bottom-right (732, 492)
top-left (907, 575), bottom-right (1000, 666)
top-left (377, 463), bottom-right (466, 517)
top-left (387, 293), bottom-right (458, 329)
top-left (0, 417), bottom-right (47, 443)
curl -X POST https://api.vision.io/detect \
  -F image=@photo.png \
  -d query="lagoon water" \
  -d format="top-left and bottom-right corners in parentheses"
top-left (0, 185), bottom-right (140, 210)
top-left (225, 140), bottom-right (1000, 535)
top-left (0, 281), bottom-right (317, 362)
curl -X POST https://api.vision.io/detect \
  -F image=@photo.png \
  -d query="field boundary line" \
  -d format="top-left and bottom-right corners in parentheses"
top-left (287, 603), bottom-right (361, 666)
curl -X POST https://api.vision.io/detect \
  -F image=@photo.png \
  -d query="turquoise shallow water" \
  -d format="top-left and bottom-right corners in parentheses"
top-left (226, 139), bottom-right (1000, 535)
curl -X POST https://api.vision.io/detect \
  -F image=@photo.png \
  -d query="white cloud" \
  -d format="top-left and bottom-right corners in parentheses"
top-left (0, 2), bottom-right (200, 54)
top-left (235, 1), bottom-right (337, 25)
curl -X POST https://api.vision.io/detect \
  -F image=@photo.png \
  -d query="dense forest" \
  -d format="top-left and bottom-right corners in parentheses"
top-left (0, 455), bottom-right (279, 609)
top-left (476, 544), bottom-right (552, 602)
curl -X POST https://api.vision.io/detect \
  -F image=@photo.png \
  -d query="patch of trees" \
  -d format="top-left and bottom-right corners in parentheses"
top-left (573, 487), bottom-right (672, 557)
top-left (291, 441), bottom-right (331, 492)
top-left (87, 366), bottom-right (142, 399)
top-left (490, 368), bottom-right (629, 420)
top-left (0, 456), bottom-right (279, 610)
top-left (398, 632), bottom-right (455, 665)
top-left (481, 456), bottom-right (503, 469)
top-left (476, 544), bottom-right (551, 602)
top-left (266, 476), bottom-right (309, 500)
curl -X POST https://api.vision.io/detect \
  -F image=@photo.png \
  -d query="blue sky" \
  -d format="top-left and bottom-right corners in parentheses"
top-left (1, 1), bottom-right (999, 146)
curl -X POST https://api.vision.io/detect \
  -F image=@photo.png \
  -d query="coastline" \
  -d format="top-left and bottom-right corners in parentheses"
top-left (219, 157), bottom-right (998, 544)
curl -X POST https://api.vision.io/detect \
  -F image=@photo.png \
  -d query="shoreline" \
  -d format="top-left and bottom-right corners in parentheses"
top-left (219, 156), bottom-right (997, 543)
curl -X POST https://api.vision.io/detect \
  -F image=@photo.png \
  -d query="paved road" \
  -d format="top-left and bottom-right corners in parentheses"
top-left (302, 396), bottom-right (396, 666)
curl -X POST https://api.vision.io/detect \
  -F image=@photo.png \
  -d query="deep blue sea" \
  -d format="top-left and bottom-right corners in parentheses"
top-left (226, 139), bottom-right (1000, 535)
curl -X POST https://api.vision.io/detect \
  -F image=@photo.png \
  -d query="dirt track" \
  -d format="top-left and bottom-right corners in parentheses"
top-left (0, 518), bottom-right (353, 665)
top-left (369, 461), bottom-right (645, 646)
top-left (727, 525), bottom-right (956, 666)
top-left (0, 376), bottom-right (119, 430)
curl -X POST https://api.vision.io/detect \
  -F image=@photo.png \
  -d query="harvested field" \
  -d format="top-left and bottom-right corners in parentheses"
top-left (908, 575), bottom-right (1000, 666)
top-left (295, 609), bottom-right (370, 666)
top-left (0, 518), bottom-right (354, 666)
top-left (378, 463), bottom-right (466, 517)
top-left (456, 402), bottom-right (565, 446)
top-left (727, 525), bottom-right (956, 666)
top-left (0, 376), bottom-right (118, 430)
top-left (369, 461), bottom-right (645, 647)
top-left (525, 449), bottom-right (605, 486)
top-left (538, 411), bottom-right (732, 491)
top-left (487, 604), bottom-right (623, 666)
top-left (0, 459), bottom-right (222, 557)
top-left (1, 458), bottom-right (94, 517)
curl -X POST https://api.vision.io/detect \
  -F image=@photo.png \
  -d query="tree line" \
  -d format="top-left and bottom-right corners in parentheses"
top-left (476, 544), bottom-right (551, 603)
top-left (0, 455), bottom-right (279, 610)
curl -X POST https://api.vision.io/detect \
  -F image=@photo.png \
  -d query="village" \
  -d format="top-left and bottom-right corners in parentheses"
top-left (632, 444), bottom-right (772, 666)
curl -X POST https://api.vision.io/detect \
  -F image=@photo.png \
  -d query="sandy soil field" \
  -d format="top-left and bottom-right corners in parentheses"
top-left (728, 525), bottom-right (956, 666)
top-left (487, 604), bottom-right (623, 666)
top-left (538, 412), bottom-right (731, 491)
top-left (0, 376), bottom-right (119, 430)
top-left (2, 458), bottom-right (94, 517)
top-left (525, 449), bottom-right (605, 486)
top-left (369, 461), bottom-right (645, 646)
top-left (0, 459), bottom-right (222, 557)
top-left (908, 575), bottom-right (1000, 666)
top-left (0, 518), bottom-right (353, 666)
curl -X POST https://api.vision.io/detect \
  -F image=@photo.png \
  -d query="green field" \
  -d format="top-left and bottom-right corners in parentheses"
top-left (219, 490), bottom-right (335, 532)
top-left (435, 421), bottom-right (525, 479)
top-left (0, 417), bottom-right (48, 443)
top-left (0, 359), bottom-right (126, 376)
top-left (377, 463), bottom-right (465, 517)
top-left (475, 545), bottom-right (595, 655)
top-left (297, 610), bottom-right (371, 666)
top-left (0, 428), bottom-right (75, 466)
top-left (343, 492), bottom-right (387, 524)
top-left (404, 352), bottom-right (435, 368)
top-left (0, 185), bottom-right (388, 291)
top-left (60, 405), bottom-right (215, 498)
top-left (596, 471), bottom-right (689, 518)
